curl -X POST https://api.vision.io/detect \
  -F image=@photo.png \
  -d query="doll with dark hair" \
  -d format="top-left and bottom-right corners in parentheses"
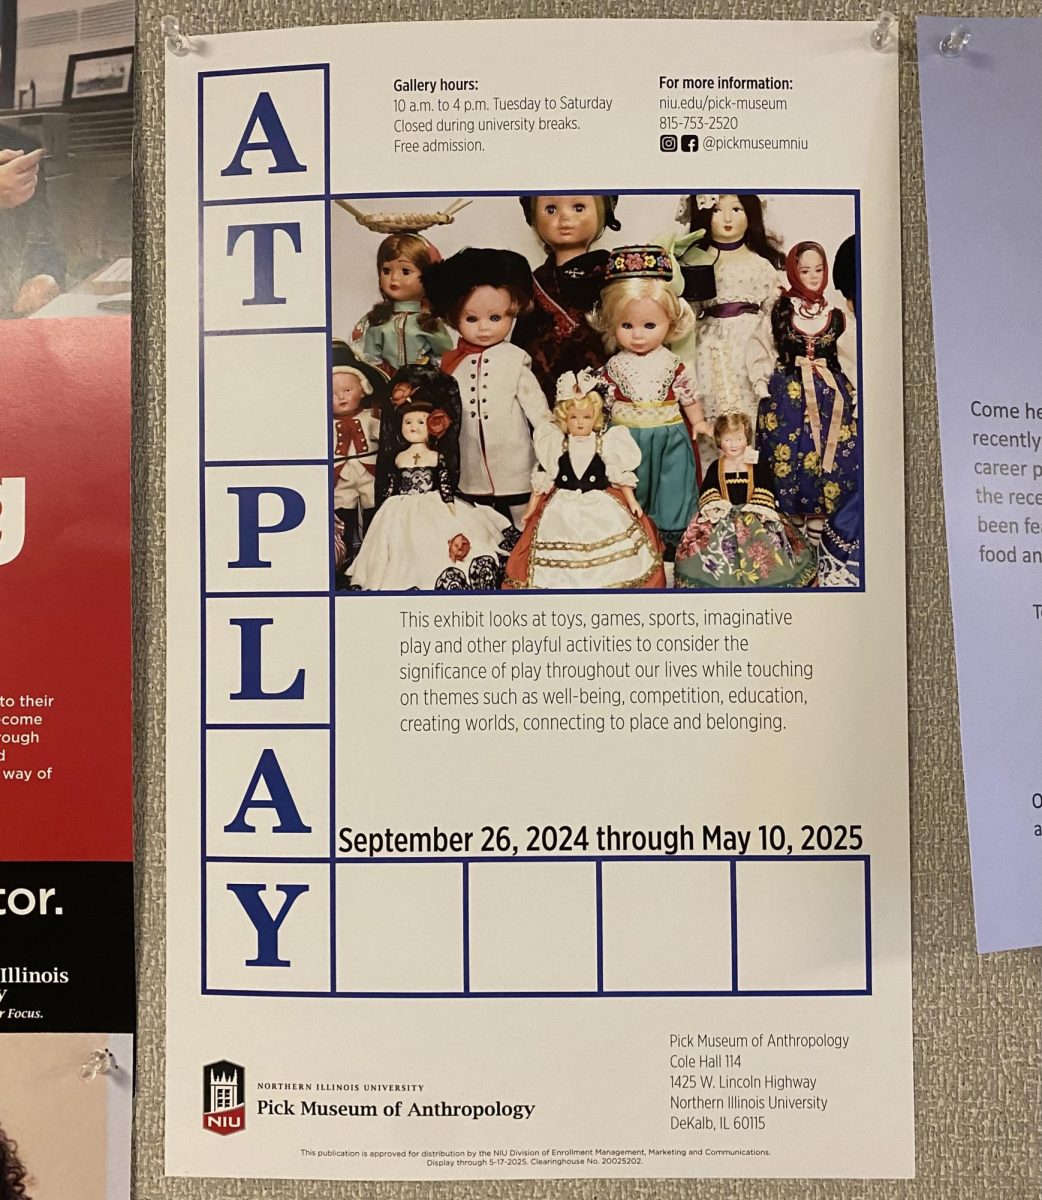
top-left (349, 397), bottom-right (516, 591)
top-left (510, 194), bottom-right (621, 404)
top-left (0, 1123), bottom-right (30, 1199)
top-left (755, 241), bottom-right (859, 546)
top-left (681, 193), bottom-right (784, 444)
top-left (373, 362), bottom-right (462, 507)
top-left (832, 235), bottom-right (857, 318)
top-left (352, 233), bottom-right (454, 373)
top-left (423, 247), bottom-right (550, 527)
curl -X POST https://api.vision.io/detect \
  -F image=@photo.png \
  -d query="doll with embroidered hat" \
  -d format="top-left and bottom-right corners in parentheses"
top-left (674, 412), bottom-right (816, 590)
top-left (504, 372), bottom-right (666, 590)
top-left (754, 240), bottom-right (858, 547)
top-left (423, 246), bottom-right (551, 528)
top-left (587, 245), bottom-right (710, 550)
top-left (330, 339), bottom-right (387, 566)
top-left (680, 193), bottom-right (784, 444)
top-left (349, 391), bottom-right (515, 592)
top-left (511, 194), bottom-right (621, 405)
top-left (352, 232), bottom-right (454, 374)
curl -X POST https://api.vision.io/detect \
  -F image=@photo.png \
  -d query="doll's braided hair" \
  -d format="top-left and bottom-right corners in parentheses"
top-left (0, 1124), bottom-right (31, 1199)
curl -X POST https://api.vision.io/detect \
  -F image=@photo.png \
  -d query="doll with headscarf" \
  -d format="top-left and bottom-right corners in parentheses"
top-left (754, 240), bottom-right (859, 542)
top-left (511, 195), bottom-right (621, 405)
top-left (680, 193), bottom-right (784, 444)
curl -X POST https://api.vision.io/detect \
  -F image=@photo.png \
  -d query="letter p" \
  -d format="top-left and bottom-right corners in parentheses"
top-left (227, 486), bottom-right (307, 568)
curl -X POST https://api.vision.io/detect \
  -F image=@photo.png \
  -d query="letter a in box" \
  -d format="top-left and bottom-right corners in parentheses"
top-left (203, 1060), bottom-right (246, 1135)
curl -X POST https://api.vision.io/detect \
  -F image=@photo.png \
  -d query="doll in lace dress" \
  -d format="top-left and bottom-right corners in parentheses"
top-left (588, 246), bottom-right (710, 549)
top-left (503, 377), bottom-right (665, 589)
top-left (349, 400), bottom-right (514, 591)
top-left (681, 194), bottom-right (784, 447)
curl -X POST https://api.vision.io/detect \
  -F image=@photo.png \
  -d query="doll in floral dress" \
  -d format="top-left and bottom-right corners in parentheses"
top-left (674, 412), bottom-right (816, 589)
top-left (754, 241), bottom-right (859, 545)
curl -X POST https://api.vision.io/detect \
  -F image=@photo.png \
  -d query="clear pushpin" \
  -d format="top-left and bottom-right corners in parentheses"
top-left (939, 25), bottom-right (972, 58)
top-left (869, 12), bottom-right (898, 52)
top-left (79, 1048), bottom-right (116, 1081)
top-left (161, 15), bottom-right (192, 57)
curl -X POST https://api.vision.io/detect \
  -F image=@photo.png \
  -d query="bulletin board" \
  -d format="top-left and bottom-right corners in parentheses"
top-left (132, 1), bottom-right (1041, 1197)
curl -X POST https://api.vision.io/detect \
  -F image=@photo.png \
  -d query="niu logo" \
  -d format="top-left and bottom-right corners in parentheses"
top-left (203, 1060), bottom-right (246, 1136)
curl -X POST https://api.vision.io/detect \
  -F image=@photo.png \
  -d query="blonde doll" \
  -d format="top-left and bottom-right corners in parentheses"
top-left (352, 233), bottom-right (453, 373)
top-left (503, 376), bottom-right (665, 589)
top-left (589, 246), bottom-right (710, 549)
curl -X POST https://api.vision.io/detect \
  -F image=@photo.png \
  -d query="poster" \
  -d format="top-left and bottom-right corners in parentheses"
top-left (0, 2), bottom-right (135, 1194)
top-left (918, 16), bottom-right (1042, 953)
top-left (165, 18), bottom-right (913, 1180)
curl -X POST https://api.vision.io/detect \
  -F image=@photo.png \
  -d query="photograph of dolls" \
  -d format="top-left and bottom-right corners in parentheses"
top-left (327, 191), bottom-right (862, 593)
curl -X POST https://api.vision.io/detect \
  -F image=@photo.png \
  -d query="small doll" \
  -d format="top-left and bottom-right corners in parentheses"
top-left (350, 397), bottom-right (516, 592)
top-left (352, 233), bottom-right (454, 373)
top-left (423, 246), bottom-right (550, 527)
top-left (330, 339), bottom-right (387, 566)
top-left (680, 193), bottom-right (785, 439)
top-left (674, 412), bottom-right (816, 590)
top-left (754, 241), bottom-right (859, 544)
top-left (511, 194), bottom-right (621, 404)
top-left (373, 362), bottom-right (462, 507)
top-left (503, 375), bottom-right (665, 590)
top-left (588, 245), bottom-right (709, 550)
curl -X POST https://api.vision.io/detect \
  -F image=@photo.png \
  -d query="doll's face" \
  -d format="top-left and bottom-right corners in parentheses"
top-left (615, 297), bottom-right (671, 355)
top-left (533, 196), bottom-right (601, 253)
top-left (379, 256), bottom-right (425, 303)
top-left (796, 249), bottom-right (826, 294)
top-left (710, 195), bottom-right (748, 244)
top-left (458, 286), bottom-right (515, 347)
top-left (565, 403), bottom-right (597, 438)
top-left (331, 372), bottom-right (365, 416)
top-left (718, 426), bottom-right (749, 461)
top-left (400, 410), bottom-right (429, 444)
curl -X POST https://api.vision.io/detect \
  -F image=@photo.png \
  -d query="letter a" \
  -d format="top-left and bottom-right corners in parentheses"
top-left (224, 748), bottom-right (312, 834)
top-left (220, 92), bottom-right (306, 177)
top-left (227, 883), bottom-right (308, 966)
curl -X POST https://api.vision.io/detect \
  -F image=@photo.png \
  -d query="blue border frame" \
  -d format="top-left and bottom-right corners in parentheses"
top-left (196, 65), bottom-right (871, 1003)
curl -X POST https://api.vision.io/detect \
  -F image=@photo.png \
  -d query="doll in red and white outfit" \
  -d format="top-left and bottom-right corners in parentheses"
top-left (330, 339), bottom-right (387, 566)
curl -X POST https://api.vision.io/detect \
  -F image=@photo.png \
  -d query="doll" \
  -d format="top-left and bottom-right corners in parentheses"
top-left (681, 193), bottom-right (784, 441)
top-left (349, 399), bottom-right (516, 591)
top-left (511, 194), bottom-right (621, 404)
top-left (503, 375), bottom-right (665, 590)
top-left (330, 339), bottom-right (387, 565)
top-left (352, 233), bottom-right (454, 373)
top-left (373, 362), bottom-right (462, 507)
top-left (674, 412), bottom-right (816, 589)
top-left (754, 241), bottom-right (859, 542)
top-left (588, 246), bottom-right (709, 550)
top-left (423, 246), bottom-right (550, 527)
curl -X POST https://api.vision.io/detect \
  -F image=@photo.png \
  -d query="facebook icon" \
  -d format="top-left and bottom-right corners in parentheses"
top-left (681, 134), bottom-right (699, 152)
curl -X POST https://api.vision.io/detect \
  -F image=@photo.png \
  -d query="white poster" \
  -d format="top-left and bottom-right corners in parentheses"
top-left (165, 18), bottom-right (912, 1180)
